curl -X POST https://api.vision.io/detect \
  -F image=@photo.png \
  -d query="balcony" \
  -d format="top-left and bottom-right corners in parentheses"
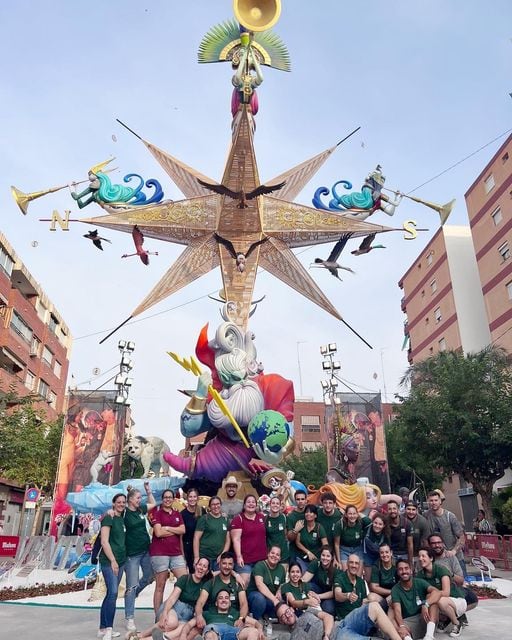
top-left (11, 268), bottom-right (38, 298)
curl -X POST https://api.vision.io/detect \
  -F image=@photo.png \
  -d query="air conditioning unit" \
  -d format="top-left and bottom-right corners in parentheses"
top-left (29, 347), bottom-right (38, 357)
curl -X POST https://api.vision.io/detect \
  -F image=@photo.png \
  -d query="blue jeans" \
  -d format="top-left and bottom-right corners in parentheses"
top-left (248, 591), bottom-right (277, 620)
top-left (100, 563), bottom-right (125, 629)
top-left (335, 603), bottom-right (372, 640)
top-left (125, 552), bottom-right (153, 618)
top-left (309, 582), bottom-right (335, 615)
top-left (203, 623), bottom-right (239, 640)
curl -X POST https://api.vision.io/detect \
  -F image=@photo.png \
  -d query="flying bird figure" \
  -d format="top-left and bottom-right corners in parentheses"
top-left (198, 178), bottom-right (286, 208)
top-left (121, 225), bottom-right (158, 265)
top-left (311, 233), bottom-right (355, 280)
top-left (214, 233), bottom-right (269, 272)
top-left (83, 229), bottom-right (112, 251)
top-left (350, 233), bottom-right (386, 256)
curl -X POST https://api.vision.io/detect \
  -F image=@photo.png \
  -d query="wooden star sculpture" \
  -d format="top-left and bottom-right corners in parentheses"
top-left (81, 106), bottom-right (394, 342)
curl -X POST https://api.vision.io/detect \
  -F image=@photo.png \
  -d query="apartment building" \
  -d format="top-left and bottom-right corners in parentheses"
top-left (0, 232), bottom-right (71, 418)
top-left (465, 133), bottom-right (512, 351)
top-left (399, 226), bottom-right (491, 363)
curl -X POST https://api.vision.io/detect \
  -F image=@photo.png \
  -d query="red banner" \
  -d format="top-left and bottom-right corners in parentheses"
top-left (0, 535), bottom-right (19, 557)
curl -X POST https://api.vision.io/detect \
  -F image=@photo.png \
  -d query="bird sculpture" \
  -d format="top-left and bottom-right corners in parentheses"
top-left (121, 225), bottom-right (158, 265)
top-left (311, 233), bottom-right (355, 280)
top-left (198, 178), bottom-right (286, 208)
top-left (83, 229), bottom-right (111, 251)
top-left (214, 233), bottom-right (269, 272)
top-left (350, 233), bottom-right (385, 256)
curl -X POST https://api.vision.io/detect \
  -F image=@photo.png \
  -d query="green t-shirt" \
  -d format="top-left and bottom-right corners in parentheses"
top-left (370, 562), bottom-right (398, 590)
top-left (298, 523), bottom-right (327, 558)
top-left (203, 608), bottom-right (239, 626)
top-left (195, 513), bottom-right (229, 560)
top-left (99, 515), bottom-right (126, 566)
top-left (416, 563), bottom-right (465, 599)
top-left (124, 504), bottom-right (149, 557)
top-left (333, 570), bottom-right (367, 620)
top-left (286, 509), bottom-right (306, 557)
top-left (281, 580), bottom-right (310, 603)
top-left (265, 514), bottom-right (289, 561)
top-left (317, 508), bottom-right (342, 547)
top-left (334, 517), bottom-right (372, 547)
top-left (176, 574), bottom-right (206, 606)
top-left (202, 575), bottom-right (244, 612)
top-left (248, 560), bottom-right (286, 595)
top-left (306, 559), bottom-right (335, 590)
top-left (391, 578), bottom-right (430, 619)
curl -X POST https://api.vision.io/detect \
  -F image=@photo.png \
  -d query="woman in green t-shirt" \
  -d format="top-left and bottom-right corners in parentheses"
top-left (417, 547), bottom-right (467, 637)
top-left (98, 492), bottom-right (127, 640)
top-left (302, 545), bottom-right (336, 615)
top-left (295, 505), bottom-right (328, 572)
top-left (333, 504), bottom-right (371, 573)
top-left (265, 496), bottom-right (289, 567)
top-left (124, 482), bottom-right (156, 631)
top-left (193, 496), bottom-right (230, 570)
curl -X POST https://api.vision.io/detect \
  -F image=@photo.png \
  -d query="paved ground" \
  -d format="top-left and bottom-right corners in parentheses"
top-left (1, 597), bottom-right (511, 639)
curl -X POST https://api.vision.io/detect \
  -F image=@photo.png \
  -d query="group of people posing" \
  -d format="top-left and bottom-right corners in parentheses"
top-left (96, 480), bottom-right (477, 640)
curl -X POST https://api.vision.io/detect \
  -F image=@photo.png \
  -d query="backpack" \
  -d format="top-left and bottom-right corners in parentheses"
top-left (290, 611), bottom-right (324, 640)
top-left (91, 534), bottom-right (102, 565)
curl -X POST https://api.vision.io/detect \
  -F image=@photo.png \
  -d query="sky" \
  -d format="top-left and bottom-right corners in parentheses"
top-left (0, 1), bottom-right (510, 453)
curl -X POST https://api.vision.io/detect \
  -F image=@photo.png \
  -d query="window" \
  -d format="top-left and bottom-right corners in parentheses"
top-left (48, 391), bottom-right (56, 409)
top-left (430, 279), bottom-right (437, 294)
top-left (0, 244), bottom-right (14, 276)
top-left (10, 311), bottom-right (32, 343)
top-left (502, 152), bottom-right (509, 163)
top-left (491, 207), bottom-right (502, 226)
top-left (484, 174), bottom-right (495, 194)
top-left (425, 316), bottom-right (429, 325)
top-left (54, 360), bottom-right (62, 378)
top-left (498, 242), bottom-right (510, 261)
top-left (38, 379), bottom-right (49, 399)
top-left (36, 299), bottom-right (47, 323)
top-left (301, 415), bottom-right (321, 432)
top-left (421, 289), bottom-right (425, 298)
top-left (30, 336), bottom-right (41, 357)
top-left (42, 345), bottom-right (53, 366)
top-left (435, 307), bottom-right (442, 323)
top-left (426, 252), bottom-right (433, 266)
top-left (25, 371), bottom-right (36, 391)
top-left (507, 281), bottom-right (512, 300)
top-left (302, 442), bottom-right (322, 452)
top-left (438, 337), bottom-right (447, 351)
top-left (48, 314), bottom-right (58, 334)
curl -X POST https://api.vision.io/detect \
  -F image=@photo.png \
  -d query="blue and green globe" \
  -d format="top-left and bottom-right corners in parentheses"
top-left (248, 410), bottom-right (290, 452)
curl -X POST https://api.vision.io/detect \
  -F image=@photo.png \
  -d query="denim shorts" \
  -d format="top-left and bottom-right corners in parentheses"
top-left (336, 603), bottom-right (372, 638)
top-left (234, 561), bottom-right (255, 575)
top-left (151, 554), bottom-right (187, 573)
top-left (340, 545), bottom-right (363, 564)
top-left (173, 599), bottom-right (195, 623)
top-left (203, 623), bottom-right (239, 640)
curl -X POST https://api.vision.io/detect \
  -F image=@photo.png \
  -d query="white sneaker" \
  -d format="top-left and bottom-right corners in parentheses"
top-left (126, 619), bottom-right (137, 632)
top-left (98, 631), bottom-right (121, 638)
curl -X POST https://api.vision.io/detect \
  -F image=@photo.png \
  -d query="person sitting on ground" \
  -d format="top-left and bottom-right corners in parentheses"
top-left (416, 547), bottom-right (467, 638)
top-left (195, 551), bottom-right (249, 632)
top-left (134, 557), bottom-right (212, 640)
top-left (202, 589), bottom-right (263, 640)
top-left (369, 542), bottom-right (398, 607)
top-left (427, 533), bottom-right (477, 627)
top-left (247, 545), bottom-right (286, 621)
top-left (333, 554), bottom-right (368, 621)
top-left (301, 545), bottom-right (337, 615)
top-left (390, 559), bottom-right (442, 640)
top-left (281, 562), bottom-right (334, 639)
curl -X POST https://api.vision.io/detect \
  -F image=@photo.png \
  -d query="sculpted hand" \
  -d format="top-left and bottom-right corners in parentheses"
top-left (252, 440), bottom-right (283, 465)
top-left (196, 371), bottom-right (212, 398)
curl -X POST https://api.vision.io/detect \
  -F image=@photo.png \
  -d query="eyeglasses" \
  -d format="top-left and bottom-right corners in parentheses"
top-left (278, 608), bottom-right (294, 621)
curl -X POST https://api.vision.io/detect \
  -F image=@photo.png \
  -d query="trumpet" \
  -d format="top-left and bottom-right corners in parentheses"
top-left (383, 188), bottom-right (455, 226)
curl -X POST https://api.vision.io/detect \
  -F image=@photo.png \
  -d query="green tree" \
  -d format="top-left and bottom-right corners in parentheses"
top-left (393, 346), bottom-right (512, 527)
top-left (284, 446), bottom-right (327, 488)
top-left (386, 418), bottom-right (445, 493)
top-left (0, 387), bottom-right (63, 492)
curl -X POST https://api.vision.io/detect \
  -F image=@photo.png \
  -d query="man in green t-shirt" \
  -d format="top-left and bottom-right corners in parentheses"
top-left (333, 554), bottom-right (367, 621)
top-left (286, 490), bottom-right (308, 561)
top-left (391, 559), bottom-right (441, 640)
top-left (195, 552), bottom-right (248, 631)
top-left (316, 491), bottom-right (342, 552)
top-left (202, 590), bottom-right (262, 640)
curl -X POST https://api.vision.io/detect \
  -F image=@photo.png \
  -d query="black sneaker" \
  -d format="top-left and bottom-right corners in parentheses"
top-left (437, 619), bottom-right (449, 631)
top-left (458, 614), bottom-right (469, 626)
top-left (449, 624), bottom-right (462, 638)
